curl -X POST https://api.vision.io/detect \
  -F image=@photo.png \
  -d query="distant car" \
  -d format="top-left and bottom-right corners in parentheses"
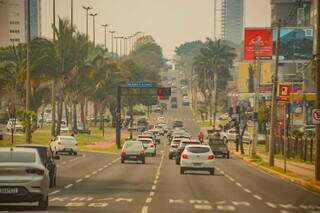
top-left (169, 139), bottom-right (181, 159)
top-left (175, 139), bottom-right (201, 165)
top-left (6, 119), bottom-right (24, 132)
top-left (138, 138), bottom-right (156, 157)
top-left (224, 128), bottom-right (252, 144)
top-left (160, 103), bottom-right (167, 110)
top-left (0, 147), bottom-right (50, 210)
top-left (50, 135), bottom-right (78, 155)
top-left (121, 141), bottom-right (145, 164)
top-left (16, 144), bottom-right (60, 187)
top-left (157, 116), bottom-right (166, 123)
top-left (172, 120), bottom-right (183, 129)
top-left (182, 96), bottom-right (190, 106)
top-left (208, 137), bottom-right (230, 158)
top-left (77, 123), bottom-right (91, 134)
top-left (128, 122), bottom-right (138, 131)
top-left (60, 124), bottom-right (70, 134)
top-left (180, 144), bottom-right (215, 175)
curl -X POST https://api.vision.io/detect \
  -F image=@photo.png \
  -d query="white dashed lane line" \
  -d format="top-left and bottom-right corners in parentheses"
top-left (141, 206), bottom-right (149, 213)
top-left (265, 202), bottom-right (277, 208)
top-left (64, 184), bottom-right (73, 189)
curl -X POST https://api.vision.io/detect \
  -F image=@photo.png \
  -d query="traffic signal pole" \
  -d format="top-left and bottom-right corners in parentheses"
top-left (315, 2), bottom-right (320, 180)
top-left (116, 86), bottom-right (121, 149)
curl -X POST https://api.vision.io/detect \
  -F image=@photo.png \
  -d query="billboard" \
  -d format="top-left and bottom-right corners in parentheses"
top-left (244, 28), bottom-right (273, 60)
top-left (273, 28), bottom-right (313, 60)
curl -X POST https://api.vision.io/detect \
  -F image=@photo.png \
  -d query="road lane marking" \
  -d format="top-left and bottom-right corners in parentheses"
top-left (141, 206), bottom-right (148, 213)
top-left (65, 202), bottom-right (85, 207)
top-left (154, 180), bottom-right (158, 184)
top-left (243, 188), bottom-right (251, 193)
top-left (92, 171), bottom-right (98, 175)
top-left (280, 210), bottom-right (290, 213)
top-left (64, 184), bottom-right (73, 189)
top-left (88, 203), bottom-right (109, 207)
top-left (194, 204), bottom-right (213, 210)
top-left (169, 199), bottom-right (185, 204)
top-left (49, 190), bottom-right (60, 195)
top-left (265, 202), bottom-right (277, 208)
top-left (98, 168), bottom-right (103, 172)
top-left (115, 198), bottom-right (133, 202)
top-left (253, 195), bottom-right (262, 200)
top-left (145, 197), bottom-right (152, 203)
top-left (235, 182), bottom-right (243, 187)
top-left (71, 197), bottom-right (94, 201)
top-left (85, 174), bottom-right (91, 178)
top-left (150, 191), bottom-right (155, 196)
top-left (76, 179), bottom-right (83, 183)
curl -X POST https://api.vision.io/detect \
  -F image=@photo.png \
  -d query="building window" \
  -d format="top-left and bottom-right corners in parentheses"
top-left (9, 21), bottom-right (20, 25)
top-left (9, 29), bottom-right (20, 33)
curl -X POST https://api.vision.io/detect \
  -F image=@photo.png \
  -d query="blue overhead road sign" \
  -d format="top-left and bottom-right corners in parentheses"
top-left (127, 82), bottom-right (155, 88)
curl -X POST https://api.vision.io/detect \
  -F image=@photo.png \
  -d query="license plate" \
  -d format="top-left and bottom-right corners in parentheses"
top-left (129, 156), bottom-right (137, 159)
top-left (193, 163), bottom-right (202, 167)
top-left (0, 188), bottom-right (18, 194)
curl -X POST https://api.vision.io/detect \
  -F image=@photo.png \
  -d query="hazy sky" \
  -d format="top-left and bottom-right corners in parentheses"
top-left (41, 0), bottom-right (271, 58)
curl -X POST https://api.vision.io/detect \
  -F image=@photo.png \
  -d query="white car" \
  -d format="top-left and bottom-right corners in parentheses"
top-left (138, 138), bottom-right (156, 157)
top-left (6, 119), bottom-right (24, 132)
top-left (180, 144), bottom-right (215, 175)
top-left (60, 124), bottom-right (70, 134)
top-left (182, 96), bottom-right (190, 106)
top-left (223, 129), bottom-right (252, 144)
top-left (0, 147), bottom-right (49, 210)
top-left (50, 135), bottom-right (78, 155)
top-left (157, 116), bottom-right (166, 123)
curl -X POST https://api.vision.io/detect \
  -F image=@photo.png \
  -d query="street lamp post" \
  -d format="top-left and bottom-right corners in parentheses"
top-left (89, 13), bottom-right (98, 46)
top-left (26, 0), bottom-right (31, 143)
top-left (71, 0), bottom-right (73, 29)
top-left (124, 37), bottom-right (128, 56)
top-left (82, 6), bottom-right (93, 40)
top-left (101, 24), bottom-right (108, 50)
top-left (109, 30), bottom-right (116, 57)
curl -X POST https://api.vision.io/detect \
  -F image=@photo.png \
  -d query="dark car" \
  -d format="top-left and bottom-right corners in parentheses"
top-left (175, 139), bottom-right (201, 165)
top-left (16, 144), bottom-right (60, 187)
top-left (172, 120), bottom-right (183, 129)
top-left (208, 137), bottom-right (230, 158)
top-left (77, 124), bottom-right (91, 134)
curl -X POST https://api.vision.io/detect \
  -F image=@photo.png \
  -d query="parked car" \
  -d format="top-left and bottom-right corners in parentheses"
top-left (208, 137), bottom-right (230, 158)
top-left (138, 138), bottom-right (156, 157)
top-left (0, 147), bottom-right (49, 210)
top-left (77, 123), bottom-right (91, 134)
top-left (16, 144), bottom-right (60, 187)
top-left (50, 135), bottom-right (78, 155)
top-left (6, 119), bottom-right (24, 132)
top-left (121, 140), bottom-right (145, 164)
top-left (180, 144), bottom-right (215, 175)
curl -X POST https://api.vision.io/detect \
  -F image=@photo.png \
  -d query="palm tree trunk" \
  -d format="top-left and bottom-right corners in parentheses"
top-left (73, 102), bottom-right (77, 133)
top-left (93, 102), bottom-right (97, 126)
top-left (80, 99), bottom-right (86, 129)
top-left (56, 97), bottom-right (63, 136)
top-left (65, 102), bottom-right (69, 126)
top-left (51, 80), bottom-right (56, 136)
top-left (213, 72), bottom-right (218, 130)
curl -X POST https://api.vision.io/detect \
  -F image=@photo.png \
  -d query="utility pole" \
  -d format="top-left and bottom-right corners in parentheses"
top-left (109, 30), bottom-right (116, 57)
top-left (90, 13), bottom-right (98, 46)
top-left (51, 0), bottom-right (56, 137)
top-left (269, 19), bottom-right (281, 167)
top-left (26, 0), bottom-right (31, 143)
top-left (115, 36), bottom-right (119, 57)
top-left (213, 72), bottom-right (218, 130)
top-left (119, 36), bottom-right (123, 57)
top-left (82, 6), bottom-right (93, 40)
top-left (71, 0), bottom-right (73, 29)
top-left (315, 1), bottom-right (320, 180)
top-left (101, 24), bottom-right (108, 50)
top-left (251, 42), bottom-right (262, 156)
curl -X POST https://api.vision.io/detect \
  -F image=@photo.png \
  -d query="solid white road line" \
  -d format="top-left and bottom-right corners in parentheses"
top-left (76, 179), bottom-right (83, 183)
top-left (145, 197), bottom-right (152, 203)
top-left (84, 174), bottom-right (91, 178)
top-left (152, 185), bottom-right (156, 190)
top-left (150, 191), bottom-right (155, 196)
top-left (265, 202), bottom-right (277, 208)
top-left (253, 195), bottom-right (262, 200)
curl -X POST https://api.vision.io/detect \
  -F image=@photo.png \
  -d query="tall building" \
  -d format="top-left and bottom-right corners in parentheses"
top-left (0, 0), bottom-right (41, 47)
top-left (220, 0), bottom-right (244, 44)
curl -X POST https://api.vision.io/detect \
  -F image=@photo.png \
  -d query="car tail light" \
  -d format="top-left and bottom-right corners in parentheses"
top-left (121, 151), bottom-right (126, 156)
top-left (140, 150), bottom-right (145, 156)
top-left (171, 145), bottom-right (178, 148)
top-left (208, 155), bottom-right (215, 160)
top-left (150, 144), bottom-right (154, 148)
top-left (58, 142), bottom-right (61, 145)
top-left (182, 154), bottom-right (188, 159)
top-left (26, 168), bottom-right (44, 176)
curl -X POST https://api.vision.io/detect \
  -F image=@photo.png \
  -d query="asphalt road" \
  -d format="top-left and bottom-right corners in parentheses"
top-left (1, 104), bottom-right (320, 212)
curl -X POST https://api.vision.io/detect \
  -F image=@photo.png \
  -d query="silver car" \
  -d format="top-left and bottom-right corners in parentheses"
top-left (0, 147), bottom-right (50, 210)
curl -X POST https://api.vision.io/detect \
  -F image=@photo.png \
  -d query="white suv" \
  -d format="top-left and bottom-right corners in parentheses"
top-left (50, 136), bottom-right (78, 155)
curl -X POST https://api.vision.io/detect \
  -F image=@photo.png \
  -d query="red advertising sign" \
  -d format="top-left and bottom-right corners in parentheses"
top-left (244, 28), bottom-right (273, 60)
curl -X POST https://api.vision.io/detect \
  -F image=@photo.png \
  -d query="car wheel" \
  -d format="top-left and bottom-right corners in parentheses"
top-left (227, 152), bottom-right (230, 159)
top-left (175, 159), bottom-right (180, 165)
top-left (180, 167), bottom-right (185, 174)
top-left (69, 151), bottom-right (72, 155)
top-left (74, 151), bottom-right (78, 156)
top-left (142, 158), bottom-right (145, 164)
top-left (54, 175), bottom-right (57, 186)
top-left (49, 175), bottom-right (54, 188)
top-left (38, 196), bottom-right (49, 210)
top-left (223, 137), bottom-right (228, 143)
top-left (152, 153), bottom-right (156, 157)
top-left (210, 168), bottom-right (215, 175)
top-left (169, 155), bottom-right (172, 160)
top-left (121, 159), bottom-right (125, 164)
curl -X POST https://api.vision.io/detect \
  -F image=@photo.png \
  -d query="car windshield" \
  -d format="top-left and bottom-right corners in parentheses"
top-left (187, 147), bottom-right (210, 153)
top-left (124, 142), bottom-right (142, 150)
top-left (0, 152), bottom-right (36, 163)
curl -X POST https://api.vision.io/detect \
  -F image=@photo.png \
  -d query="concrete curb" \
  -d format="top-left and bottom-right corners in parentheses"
top-left (231, 150), bottom-right (320, 194)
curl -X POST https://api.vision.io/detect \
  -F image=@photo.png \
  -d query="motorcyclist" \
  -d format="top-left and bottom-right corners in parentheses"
top-left (198, 131), bottom-right (204, 143)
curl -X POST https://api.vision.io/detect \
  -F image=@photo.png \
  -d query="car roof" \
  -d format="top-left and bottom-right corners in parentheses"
top-left (124, 140), bottom-right (142, 144)
top-left (0, 147), bottom-right (39, 153)
top-left (138, 138), bottom-right (153, 141)
top-left (186, 144), bottom-right (210, 148)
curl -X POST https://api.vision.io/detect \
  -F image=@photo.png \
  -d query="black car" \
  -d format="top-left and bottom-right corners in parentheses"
top-left (172, 120), bottom-right (183, 129)
top-left (16, 144), bottom-right (60, 187)
top-left (208, 137), bottom-right (230, 158)
top-left (77, 124), bottom-right (91, 134)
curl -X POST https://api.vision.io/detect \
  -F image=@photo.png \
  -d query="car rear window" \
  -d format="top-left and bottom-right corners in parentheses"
top-left (187, 147), bottom-right (210, 153)
top-left (209, 139), bottom-right (224, 145)
top-left (60, 137), bottom-right (75, 143)
top-left (0, 152), bottom-right (36, 163)
top-left (124, 142), bottom-right (142, 149)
